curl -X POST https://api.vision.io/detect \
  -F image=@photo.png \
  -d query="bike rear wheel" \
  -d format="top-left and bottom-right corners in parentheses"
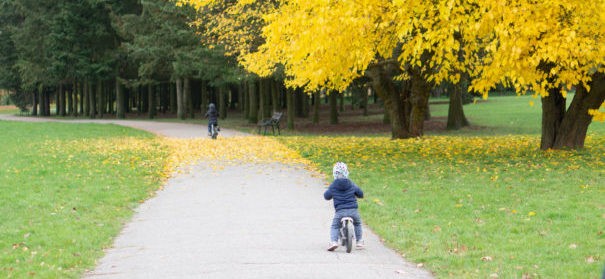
top-left (345, 221), bottom-right (354, 253)
top-left (211, 125), bottom-right (218, 139)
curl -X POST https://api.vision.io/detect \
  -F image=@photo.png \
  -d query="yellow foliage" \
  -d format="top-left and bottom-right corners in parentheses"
top-left (469, 1), bottom-right (605, 96)
top-left (181, 0), bottom-right (605, 102)
top-left (589, 105), bottom-right (605, 122)
top-left (178, 0), bottom-right (276, 58)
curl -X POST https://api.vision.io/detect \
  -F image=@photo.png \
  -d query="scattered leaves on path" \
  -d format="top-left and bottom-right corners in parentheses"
top-left (35, 136), bottom-right (318, 184)
top-left (162, 136), bottom-right (314, 172)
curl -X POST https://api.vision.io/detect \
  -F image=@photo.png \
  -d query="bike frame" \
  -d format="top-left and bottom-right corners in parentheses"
top-left (339, 217), bottom-right (355, 253)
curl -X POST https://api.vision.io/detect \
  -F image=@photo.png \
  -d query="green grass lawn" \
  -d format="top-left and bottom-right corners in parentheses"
top-left (430, 94), bottom-right (605, 136)
top-left (0, 121), bottom-right (169, 278)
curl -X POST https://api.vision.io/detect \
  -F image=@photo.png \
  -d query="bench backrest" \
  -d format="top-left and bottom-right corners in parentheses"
top-left (271, 112), bottom-right (283, 122)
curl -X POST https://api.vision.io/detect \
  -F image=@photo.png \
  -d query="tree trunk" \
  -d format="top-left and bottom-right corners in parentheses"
top-left (105, 81), bottom-right (112, 115)
top-left (271, 79), bottom-right (279, 113)
top-left (183, 79), bottom-right (189, 118)
top-left (176, 78), bottom-right (184, 119)
top-left (83, 82), bottom-right (88, 117)
top-left (447, 82), bottom-right (470, 130)
top-left (55, 85), bottom-right (60, 116)
top-left (280, 83), bottom-right (287, 110)
top-left (351, 88), bottom-right (359, 110)
top-left (367, 65), bottom-right (409, 138)
top-left (68, 83), bottom-right (74, 116)
top-left (32, 88), bottom-right (38, 116)
top-left (39, 87), bottom-right (46, 116)
top-left (97, 82), bottom-right (103, 118)
top-left (540, 87), bottom-right (566, 149)
top-left (89, 82), bottom-right (96, 118)
top-left (184, 78), bottom-right (193, 119)
top-left (263, 78), bottom-right (272, 117)
top-left (362, 86), bottom-right (369, 116)
top-left (169, 82), bottom-right (176, 114)
top-left (79, 82), bottom-right (84, 116)
top-left (219, 86), bottom-right (227, 120)
top-left (229, 86), bottom-right (236, 109)
top-left (409, 68), bottom-right (431, 137)
top-left (241, 81), bottom-right (248, 118)
top-left (43, 87), bottom-right (51, 116)
top-left (550, 73), bottom-right (605, 149)
top-left (383, 107), bottom-right (391, 124)
top-left (59, 84), bottom-right (66, 116)
top-left (116, 79), bottom-right (125, 119)
top-left (135, 86), bottom-right (141, 115)
top-left (294, 88), bottom-right (304, 117)
top-left (39, 87), bottom-right (44, 116)
top-left (200, 80), bottom-right (208, 114)
top-left (286, 87), bottom-right (294, 129)
top-left (329, 91), bottom-right (339, 124)
top-left (258, 78), bottom-right (266, 120)
top-left (248, 79), bottom-right (258, 123)
top-left (313, 91), bottom-right (320, 124)
top-left (148, 84), bottom-right (156, 119)
top-left (302, 91), bottom-right (310, 117)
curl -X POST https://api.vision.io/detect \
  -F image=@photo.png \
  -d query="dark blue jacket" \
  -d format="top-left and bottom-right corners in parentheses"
top-left (205, 107), bottom-right (218, 124)
top-left (324, 178), bottom-right (364, 211)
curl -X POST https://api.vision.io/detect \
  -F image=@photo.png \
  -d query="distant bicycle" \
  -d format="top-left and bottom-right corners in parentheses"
top-left (339, 217), bottom-right (356, 253)
top-left (209, 123), bottom-right (219, 139)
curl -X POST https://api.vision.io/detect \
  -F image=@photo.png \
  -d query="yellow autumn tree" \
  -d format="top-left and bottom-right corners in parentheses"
top-left (467, 0), bottom-right (605, 149)
top-left (243, 0), bottom-right (494, 138)
top-left (246, 0), bottom-right (605, 146)
top-left (182, 0), bottom-right (604, 147)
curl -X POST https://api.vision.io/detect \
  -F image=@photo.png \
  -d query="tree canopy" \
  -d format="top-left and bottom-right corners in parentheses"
top-left (182, 0), bottom-right (605, 147)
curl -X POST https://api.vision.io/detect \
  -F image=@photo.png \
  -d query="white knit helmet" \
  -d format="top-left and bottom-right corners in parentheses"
top-left (332, 162), bottom-right (349, 179)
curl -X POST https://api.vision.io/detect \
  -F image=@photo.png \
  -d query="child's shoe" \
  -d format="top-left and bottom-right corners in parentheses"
top-left (327, 242), bottom-right (339, 251)
top-left (356, 240), bottom-right (365, 249)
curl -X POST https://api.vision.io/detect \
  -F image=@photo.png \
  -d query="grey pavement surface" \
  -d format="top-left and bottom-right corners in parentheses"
top-left (0, 114), bottom-right (433, 279)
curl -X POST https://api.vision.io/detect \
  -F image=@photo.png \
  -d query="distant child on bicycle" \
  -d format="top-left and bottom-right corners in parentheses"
top-left (324, 162), bottom-right (364, 251)
top-left (204, 103), bottom-right (219, 136)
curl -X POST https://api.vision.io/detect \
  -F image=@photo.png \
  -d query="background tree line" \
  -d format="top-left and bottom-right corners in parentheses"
top-left (3, 0), bottom-right (603, 150)
top-left (0, 0), bottom-right (288, 122)
top-left (0, 0), bottom-right (474, 134)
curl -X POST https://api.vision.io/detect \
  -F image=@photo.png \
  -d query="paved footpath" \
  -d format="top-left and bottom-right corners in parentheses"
top-left (1, 114), bottom-right (433, 279)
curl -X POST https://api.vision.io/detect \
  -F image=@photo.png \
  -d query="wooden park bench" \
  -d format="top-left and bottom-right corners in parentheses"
top-left (19, 106), bottom-right (30, 116)
top-left (257, 112), bottom-right (283, 135)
